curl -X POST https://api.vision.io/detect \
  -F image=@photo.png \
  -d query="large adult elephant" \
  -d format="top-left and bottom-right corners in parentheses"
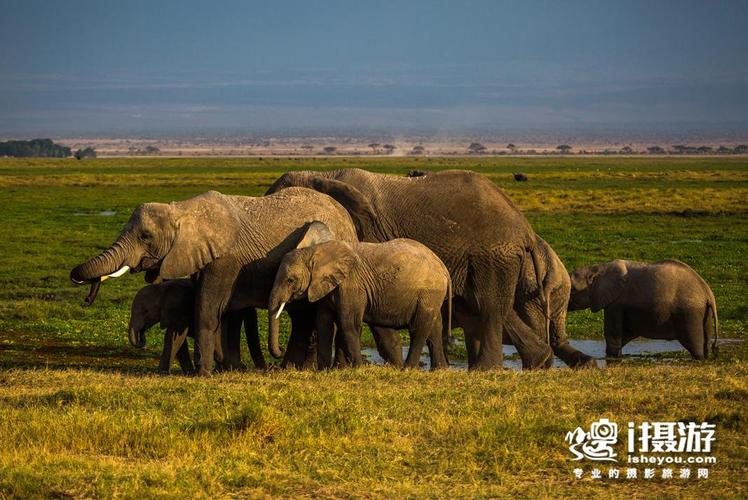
top-left (70, 188), bottom-right (358, 375)
top-left (266, 168), bottom-right (587, 369)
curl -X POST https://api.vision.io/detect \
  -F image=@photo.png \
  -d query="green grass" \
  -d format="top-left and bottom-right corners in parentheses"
top-left (0, 156), bottom-right (746, 497)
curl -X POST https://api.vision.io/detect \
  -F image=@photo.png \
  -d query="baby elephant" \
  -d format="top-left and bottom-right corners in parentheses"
top-left (128, 280), bottom-right (266, 373)
top-left (268, 238), bottom-right (452, 369)
top-left (568, 259), bottom-right (718, 360)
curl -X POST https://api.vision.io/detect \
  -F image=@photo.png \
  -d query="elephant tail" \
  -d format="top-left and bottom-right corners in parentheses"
top-left (704, 298), bottom-right (719, 359)
top-left (440, 269), bottom-right (454, 365)
top-left (529, 242), bottom-right (551, 344)
top-left (446, 275), bottom-right (453, 342)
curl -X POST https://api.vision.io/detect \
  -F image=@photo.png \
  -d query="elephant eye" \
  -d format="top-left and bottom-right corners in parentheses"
top-left (140, 231), bottom-right (152, 241)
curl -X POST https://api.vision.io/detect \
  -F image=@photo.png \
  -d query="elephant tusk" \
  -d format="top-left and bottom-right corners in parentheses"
top-left (107, 265), bottom-right (130, 278)
top-left (71, 277), bottom-right (86, 285)
top-left (274, 302), bottom-right (286, 319)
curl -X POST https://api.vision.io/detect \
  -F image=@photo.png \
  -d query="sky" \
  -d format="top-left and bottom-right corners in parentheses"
top-left (1, 0), bottom-right (747, 137)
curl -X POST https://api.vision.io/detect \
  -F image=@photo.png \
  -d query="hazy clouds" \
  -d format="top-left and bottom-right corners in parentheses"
top-left (1, 0), bottom-right (747, 136)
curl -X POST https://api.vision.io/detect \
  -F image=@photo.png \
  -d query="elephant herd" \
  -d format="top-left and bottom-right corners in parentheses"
top-left (70, 168), bottom-right (718, 375)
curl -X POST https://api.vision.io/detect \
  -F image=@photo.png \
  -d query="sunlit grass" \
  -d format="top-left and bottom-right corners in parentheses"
top-left (0, 362), bottom-right (746, 498)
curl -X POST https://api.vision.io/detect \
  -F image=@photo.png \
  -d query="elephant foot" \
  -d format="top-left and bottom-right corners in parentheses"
top-left (429, 359), bottom-right (449, 371)
top-left (468, 358), bottom-right (502, 371)
top-left (554, 343), bottom-right (597, 369)
top-left (196, 366), bottom-right (213, 377)
top-left (575, 355), bottom-right (598, 369)
top-left (518, 344), bottom-right (554, 370)
top-left (543, 352), bottom-right (554, 369)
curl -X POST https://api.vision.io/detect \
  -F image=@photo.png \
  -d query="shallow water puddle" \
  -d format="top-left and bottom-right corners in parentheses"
top-left (72, 210), bottom-right (117, 216)
top-left (361, 338), bottom-right (738, 370)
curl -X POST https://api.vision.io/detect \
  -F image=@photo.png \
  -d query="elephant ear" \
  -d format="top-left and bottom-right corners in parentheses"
top-left (307, 241), bottom-right (357, 302)
top-left (589, 260), bottom-right (628, 312)
top-left (296, 221), bottom-right (334, 249)
top-left (160, 192), bottom-right (240, 279)
top-left (272, 174), bottom-right (379, 241)
top-left (307, 177), bottom-right (379, 240)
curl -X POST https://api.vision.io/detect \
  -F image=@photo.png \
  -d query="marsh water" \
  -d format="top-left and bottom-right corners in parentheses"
top-left (361, 339), bottom-right (739, 370)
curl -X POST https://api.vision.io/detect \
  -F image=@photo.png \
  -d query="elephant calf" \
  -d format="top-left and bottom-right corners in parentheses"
top-left (568, 259), bottom-right (718, 360)
top-left (129, 280), bottom-right (266, 373)
top-left (268, 237), bottom-right (452, 370)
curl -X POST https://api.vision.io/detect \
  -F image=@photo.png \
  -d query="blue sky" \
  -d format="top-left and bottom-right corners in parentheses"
top-left (1, 0), bottom-right (747, 137)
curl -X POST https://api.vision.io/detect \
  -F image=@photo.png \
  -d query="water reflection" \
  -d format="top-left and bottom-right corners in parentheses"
top-left (360, 339), bottom-right (737, 370)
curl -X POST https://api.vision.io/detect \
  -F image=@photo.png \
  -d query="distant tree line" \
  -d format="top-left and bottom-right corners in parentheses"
top-left (74, 147), bottom-right (97, 160)
top-left (0, 138), bottom-right (71, 158)
top-left (463, 143), bottom-right (748, 155)
top-left (127, 145), bottom-right (160, 155)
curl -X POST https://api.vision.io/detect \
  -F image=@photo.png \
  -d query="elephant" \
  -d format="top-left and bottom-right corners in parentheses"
top-left (128, 279), bottom-right (266, 374)
top-left (267, 232), bottom-right (452, 370)
top-left (507, 237), bottom-right (596, 368)
top-left (70, 188), bottom-right (359, 375)
top-left (568, 259), bottom-right (718, 360)
top-left (266, 168), bottom-right (580, 370)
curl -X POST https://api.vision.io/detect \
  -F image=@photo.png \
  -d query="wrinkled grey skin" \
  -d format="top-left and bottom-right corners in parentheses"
top-left (266, 168), bottom-right (549, 370)
top-left (128, 279), bottom-right (267, 374)
top-left (507, 237), bottom-right (595, 368)
top-left (71, 188), bottom-right (358, 376)
top-left (568, 259), bottom-right (718, 360)
top-left (268, 237), bottom-right (451, 370)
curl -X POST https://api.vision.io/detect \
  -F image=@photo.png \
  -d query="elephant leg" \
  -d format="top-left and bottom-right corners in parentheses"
top-left (333, 325), bottom-right (352, 368)
top-left (603, 307), bottom-right (624, 357)
top-left (461, 323), bottom-right (482, 366)
top-left (453, 300), bottom-right (481, 365)
top-left (221, 309), bottom-right (245, 371)
top-left (316, 307), bottom-right (336, 369)
top-left (370, 326), bottom-right (404, 367)
top-left (159, 329), bottom-right (176, 374)
top-left (469, 255), bottom-right (523, 370)
top-left (160, 327), bottom-right (191, 374)
top-left (549, 310), bottom-right (595, 368)
top-left (678, 313), bottom-right (706, 360)
top-left (470, 309), bottom-right (506, 370)
top-left (283, 307), bottom-right (317, 370)
top-left (336, 313), bottom-right (363, 367)
top-left (424, 313), bottom-right (449, 370)
top-left (242, 308), bottom-right (266, 369)
top-left (404, 328), bottom-right (427, 369)
top-left (175, 332), bottom-right (194, 374)
top-left (193, 260), bottom-right (240, 376)
top-left (502, 310), bottom-right (553, 370)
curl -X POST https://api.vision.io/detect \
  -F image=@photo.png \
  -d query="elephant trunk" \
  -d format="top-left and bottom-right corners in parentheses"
top-left (70, 238), bottom-right (131, 283)
top-left (70, 236), bottom-right (135, 306)
top-left (267, 287), bottom-right (289, 359)
top-left (128, 320), bottom-right (147, 348)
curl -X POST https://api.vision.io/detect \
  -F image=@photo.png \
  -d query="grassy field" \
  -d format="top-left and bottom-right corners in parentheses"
top-left (0, 156), bottom-right (746, 497)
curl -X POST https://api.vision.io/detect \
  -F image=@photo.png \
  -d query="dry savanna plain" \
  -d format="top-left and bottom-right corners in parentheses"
top-left (0, 156), bottom-right (746, 498)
